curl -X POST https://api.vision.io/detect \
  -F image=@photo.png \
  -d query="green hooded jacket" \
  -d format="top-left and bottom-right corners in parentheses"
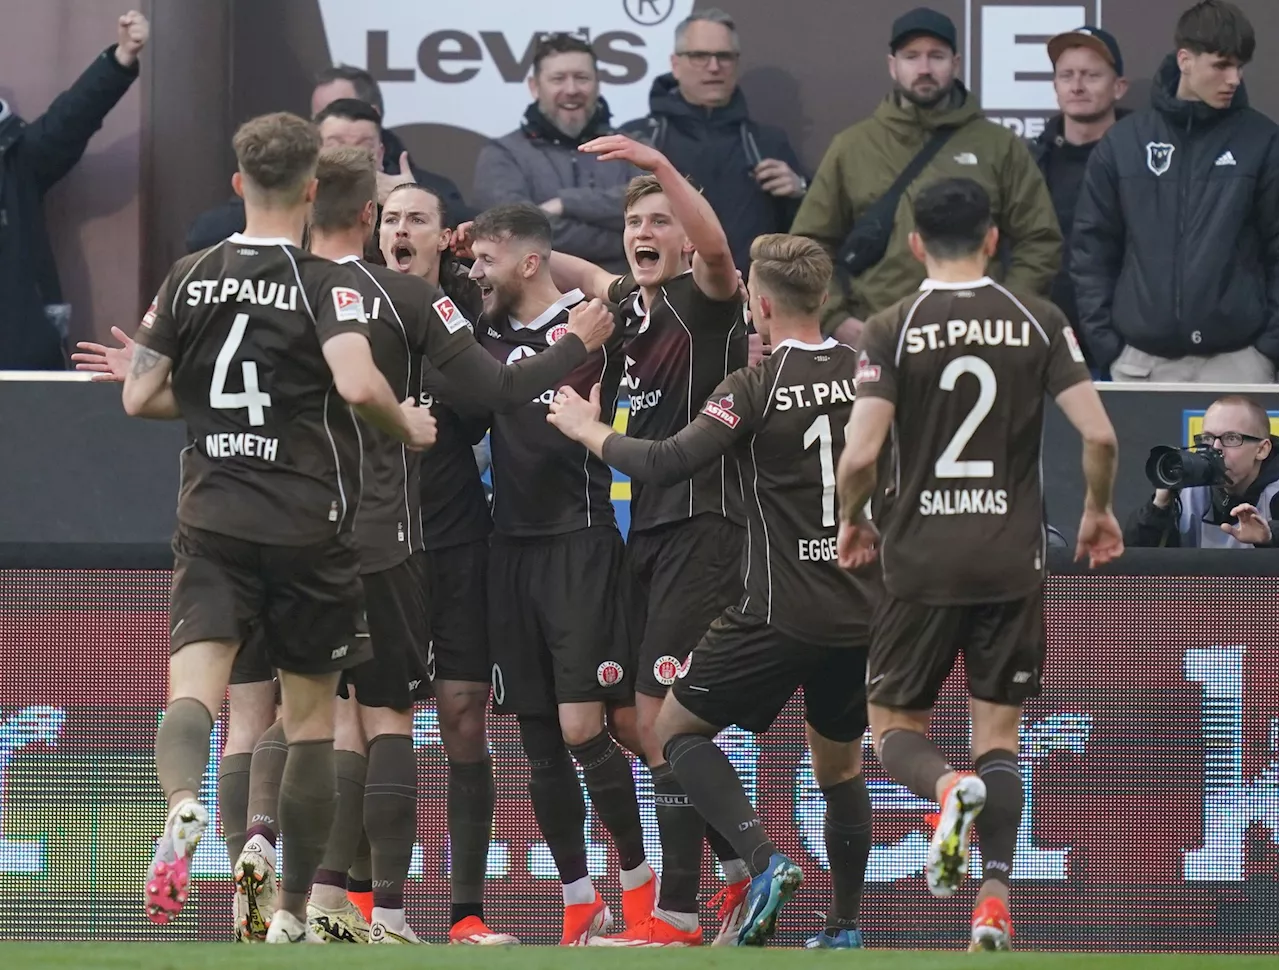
top-left (791, 84), bottom-right (1062, 334)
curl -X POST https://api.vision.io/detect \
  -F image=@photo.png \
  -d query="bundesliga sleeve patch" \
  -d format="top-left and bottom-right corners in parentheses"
top-left (1063, 327), bottom-right (1086, 363)
top-left (701, 393), bottom-right (741, 429)
top-left (331, 287), bottom-right (367, 322)
top-left (140, 296), bottom-right (158, 329)
top-left (433, 296), bottom-right (473, 334)
top-left (854, 350), bottom-right (881, 385)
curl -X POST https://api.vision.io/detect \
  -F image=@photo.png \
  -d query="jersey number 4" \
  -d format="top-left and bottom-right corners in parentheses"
top-left (210, 313), bottom-right (272, 427)
top-left (935, 355), bottom-right (995, 479)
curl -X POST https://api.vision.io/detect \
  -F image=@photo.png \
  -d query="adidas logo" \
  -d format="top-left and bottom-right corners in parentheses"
top-left (1215, 150), bottom-right (1237, 166)
top-left (954, 152), bottom-right (978, 165)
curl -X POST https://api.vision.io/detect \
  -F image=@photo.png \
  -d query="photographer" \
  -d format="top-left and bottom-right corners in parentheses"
top-left (1125, 396), bottom-right (1277, 548)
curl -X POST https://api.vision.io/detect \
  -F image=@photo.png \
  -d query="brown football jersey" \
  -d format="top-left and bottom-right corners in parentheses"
top-left (856, 277), bottom-right (1091, 604)
top-left (602, 337), bottom-right (880, 647)
top-left (607, 271), bottom-right (747, 532)
top-left (134, 234), bottom-right (372, 546)
top-left (337, 257), bottom-right (474, 573)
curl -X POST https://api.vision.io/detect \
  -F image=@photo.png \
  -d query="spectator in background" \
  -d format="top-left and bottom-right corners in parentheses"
top-left (474, 34), bottom-right (637, 275)
top-left (792, 7), bottom-right (1061, 348)
top-left (310, 65), bottom-right (472, 219)
top-left (1072, 0), bottom-right (1277, 383)
top-left (187, 64), bottom-right (474, 253)
top-left (0, 11), bottom-right (147, 370)
top-left (621, 8), bottom-right (807, 274)
top-left (1029, 28), bottom-right (1129, 367)
top-left (1125, 395), bottom-right (1277, 548)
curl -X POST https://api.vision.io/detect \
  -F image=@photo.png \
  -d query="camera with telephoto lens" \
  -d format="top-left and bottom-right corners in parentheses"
top-left (1145, 445), bottom-right (1228, 489)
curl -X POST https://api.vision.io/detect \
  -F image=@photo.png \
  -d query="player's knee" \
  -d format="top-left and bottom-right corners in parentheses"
top-left (225, 687), bottom-right (276, 754)
top-left (518, 715), bottom-right (568, 762)
top-left (807, 726), bottom-right (863, 789)
top-left (440, 709), bottom-right (487, 763)
top-left (868, 705), bottom-right (928, 750)
top-left (557, 703), bottom-right (606, 748)
top-left (969, 699), bottom-right (1021, 759)
top-left (606, 704), bottom-right (648, 761)
top-left (333, 697), bottom-right (366, 754)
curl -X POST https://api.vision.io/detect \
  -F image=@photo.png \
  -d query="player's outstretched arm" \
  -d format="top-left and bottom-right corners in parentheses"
top-left (579, 134), bottom-right (738, 302)
top-left (1054, 380), bottom-right (1123, 568)
top-left (324, 332), bottom-right (437, 451)
top-left (548, 381), bottom-right (746, 486)
top-left (433, 300), bottom-right (613, 412)
top-left (548, 251), bottom-right (620, 302)
top-left (121, 343), bottom-right (180, 420)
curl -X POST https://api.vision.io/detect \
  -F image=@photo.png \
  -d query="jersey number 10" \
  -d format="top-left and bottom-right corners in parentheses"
top-left (210, 313), bottom-right (272, 427)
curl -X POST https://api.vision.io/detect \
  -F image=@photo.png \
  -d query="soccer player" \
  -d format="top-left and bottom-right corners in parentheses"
top-left (236, 159), bottom-right (614, 946)
top-left (547, 233), bottom-right (879, 948)
top-left (122, 112), bottom-right (437, 944)
top-left (380, 184), bottom-right (497, 943)
top-left (545, 133), bottom-right (751, 946)
top-left (835, 177), bottom-right (1124, 951)
top-left (466, 203), bottom-right (654, 944)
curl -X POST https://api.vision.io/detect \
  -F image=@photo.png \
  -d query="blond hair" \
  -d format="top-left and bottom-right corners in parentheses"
top-left (312, 146), bottom-right (377, 232)
top-left (748, 234), bottom-right (832, 314)
top-left (232, 112), bottom-right (321, 205)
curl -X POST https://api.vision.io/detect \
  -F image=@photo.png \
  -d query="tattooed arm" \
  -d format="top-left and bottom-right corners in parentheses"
top-left (121, 343), bottom-right (181, 419)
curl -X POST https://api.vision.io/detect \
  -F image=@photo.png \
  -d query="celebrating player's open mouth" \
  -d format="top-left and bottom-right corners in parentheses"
top-left (379, 184), bottom-right (451, 279)
top-left (624, 193), bottom-right (693, 288)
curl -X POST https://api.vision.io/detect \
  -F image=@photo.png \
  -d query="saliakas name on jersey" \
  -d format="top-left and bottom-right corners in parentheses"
top-left (184, 278), bottom-right (300, 310)
top-left (774, 378), bottom-right (857, 411)
top-left (919, 488), bottom-right (1008, 516)
top-left (204, 431), bottom-right (280, 462)
top-left (905, 319), bottom-right (1033, 354)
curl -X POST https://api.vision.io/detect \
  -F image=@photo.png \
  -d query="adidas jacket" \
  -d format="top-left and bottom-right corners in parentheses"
top-left (1071, 53), bottom-right (1278, 369)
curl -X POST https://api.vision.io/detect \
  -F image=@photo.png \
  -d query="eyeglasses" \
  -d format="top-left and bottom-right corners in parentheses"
top-left (1194, 431), bottom-right (1265, 448)
top-left (676, 50), bottom-right (740, 67)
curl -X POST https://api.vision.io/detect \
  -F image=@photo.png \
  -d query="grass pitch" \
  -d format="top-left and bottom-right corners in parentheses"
top-left (1, 945), bottom-right (1274, 970)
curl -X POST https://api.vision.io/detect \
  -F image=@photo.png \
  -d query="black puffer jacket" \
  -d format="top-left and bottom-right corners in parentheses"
top-left (0, 46), bottom-right (139, 369)
top-left (1070, 53), bottom-right (1278, 369)
top-left (621, 74), bottom-right (805, 272)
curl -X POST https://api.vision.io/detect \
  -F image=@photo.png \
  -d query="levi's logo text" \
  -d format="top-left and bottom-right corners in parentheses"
top-left (702, 394), bottom-right (740, 429)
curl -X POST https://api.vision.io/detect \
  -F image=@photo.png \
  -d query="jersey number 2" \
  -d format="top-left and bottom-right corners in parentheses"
top-left (210, 313), bottom-right (272, 427)
top-left (803, 414), bottom-right (836, 527)
top-left (935, 356), bottom-right (995, 479)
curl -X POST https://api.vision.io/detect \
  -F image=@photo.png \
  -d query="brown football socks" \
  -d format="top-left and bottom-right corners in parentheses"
top-left (878, 728), bottom-right (953, 802)
top-left (155, 697), bottom-right (214, 802)
top-left (314, 749), bottom-right (368, 894)
top-left (277, 739), bottom-right (337, 912)
top-left (822, 775), bottom-right (872, 930)
top-left (975, 749), bottom-right (1022, 887)
top-left (448, 757), bottom-right (494, 918)
top-left (665, 733), bottom-right (776, 877)
top-left (519, 717), bottom-right (589, 884)
top-left (244, 719), bottom-right (288, 846)
top-left (651, 762), bottom-right (702, 914)
top-left (217, 752), bottom-right (252, 866)
top-left (363, 734), bottom-right (417, 910)
top-left (568, 731), bottom-right (646, 872)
